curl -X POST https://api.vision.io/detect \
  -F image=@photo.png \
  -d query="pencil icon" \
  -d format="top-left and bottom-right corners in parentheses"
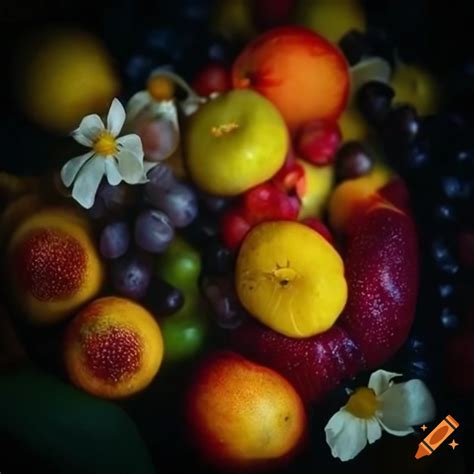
top-left (415, 414), bottom-right (459, 459)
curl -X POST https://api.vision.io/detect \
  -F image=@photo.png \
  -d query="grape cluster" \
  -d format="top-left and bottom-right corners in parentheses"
top-left (90, 164), bottom-right (198, 311)
top-left (355, 61), bottom-right (473, 384)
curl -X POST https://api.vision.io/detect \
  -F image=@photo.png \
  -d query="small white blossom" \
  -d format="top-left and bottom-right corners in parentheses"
top-left (61, 98), bottom-right (147, 209)
top-left (325, 370), bottom-right (435, 462)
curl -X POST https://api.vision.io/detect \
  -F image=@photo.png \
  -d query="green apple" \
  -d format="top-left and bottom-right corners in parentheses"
top-left (184, 89), bottom-right (288, 196)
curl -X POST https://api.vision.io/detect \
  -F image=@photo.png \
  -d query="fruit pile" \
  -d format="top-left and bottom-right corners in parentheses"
top-left (1, 1), bottom-right (472, 473)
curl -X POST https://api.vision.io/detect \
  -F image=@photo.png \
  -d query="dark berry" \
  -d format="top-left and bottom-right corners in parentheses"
top-left (201, 194), bottom-right (234, 214)
top-left (382, 105), bottom-right (420, 146)
top-left (438, 282), bottom-right (455, 300)
top-left (433, 202), bottom-right (457, 226)
top-left (431, 237), bottom-right (460, 276)
top-left (338, 31), bottom-right (374, 66)
top-left (143, 278), bottom-right (184, 316)
top-left (335, 141), bottom-right (373, 181)
top-left (202, 240), bottom-right (235, 276)
top-left (400, 142), bottom-right (431, 172)
top-left (183, 214), bottom-right (219, 247)
top-left (440, 307), bottom-right (461, 330)
top-left (357, 80), bottom-right (395, 126)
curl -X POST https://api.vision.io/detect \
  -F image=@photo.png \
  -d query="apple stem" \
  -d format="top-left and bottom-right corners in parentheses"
top-left (211, 122), bottom-right (240, 137)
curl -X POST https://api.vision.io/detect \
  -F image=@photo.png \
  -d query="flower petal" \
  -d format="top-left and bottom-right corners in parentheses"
top-left (378, 379), bottom-right (436, 432)
top-left (378, 419), bottom-right (414, 437)
top-left (60, 151), bottom-right (94, 187)
top-left (368, 370), bottom-right (403, 396)
top-left (71, 157), bottom-right (105, 209)
top-left (72, 114), bottom-right (104, 146)
top-left (117, 133), bottom-right (144, 158)
top-left (107, 98), bottom-right (126, 137)
top-left (126, 91), bottom-right (152, 121)
top-left (104, 157), bottom-right (123, 186)
top-left (144, 160), bottom-right (158, 174)
top-left (366, 418), bottom-right (382, 444)
top-left (117, 148), bottom-right (146, 184)
top-left (325, 409), bottom-right (368, 462)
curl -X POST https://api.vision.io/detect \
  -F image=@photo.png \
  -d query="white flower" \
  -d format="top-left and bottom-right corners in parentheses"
top-left (325, 370), bottom-right (436, 462)
top-left (126, 69), bottom-right (206, 163)
top-left (61, 98), bottom-right (146, 209)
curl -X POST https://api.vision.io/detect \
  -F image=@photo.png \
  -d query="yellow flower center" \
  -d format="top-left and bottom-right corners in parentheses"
top-left (345, 387), bottom-right (379, 419)
top-left (147, 76), bottom-right (175, 101)
top-left (93, 131), bottom-right (118, 156)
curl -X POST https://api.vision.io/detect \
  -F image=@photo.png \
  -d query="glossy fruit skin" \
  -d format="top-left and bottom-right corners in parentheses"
top-left (231, 319), bottom-right (361, 404)
top-left (357, 80), bottom-right (395, 126)
top-left (110, 251), bottom-right (153, 301)
top-left (335, 141), bottom-right (374, 181)
top-left (185, 89), bottom-right (288, 195)
top-left (192, 62), bottom-right (232, 97)
top-left (231, 201), bottom-right (419, 402)
top-left (232, 26), bottom-right (349, 131)
top-left (155, 237), bottom-right (208, 362)
top-left (160, 290), bottom-right (208, 362)
top-left (236, 221), bottom-right (347, 338)
top-left (64, 297), bottom-right (163, 399)
top-left (156, 236), bottom-right (201, 290)
top-left (339, 204), bottom-right (419, 368)
top-left (143, 277), bottom-right (184, 316)
top-left (328, 165), bottom-right (392, 234)
top-left (185, 351), bottom-right (306, 471)
top-left (296, 119), bottom-right (341, 166)
top-left (297, 159), bottom-right (334, 220)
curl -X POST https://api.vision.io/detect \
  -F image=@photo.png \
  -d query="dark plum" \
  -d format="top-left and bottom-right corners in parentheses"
top-left (357, 80), bottom-right (395, 126)
top-left (335, 141), bottom-right (373, 181)
top-left (143, 277), bottom-right (185, 316)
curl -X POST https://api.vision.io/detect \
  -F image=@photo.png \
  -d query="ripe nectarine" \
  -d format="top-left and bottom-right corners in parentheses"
top-left (232, 26), bottom-right (349, 132)
top-left (185, 351), bottom-right (306, 471)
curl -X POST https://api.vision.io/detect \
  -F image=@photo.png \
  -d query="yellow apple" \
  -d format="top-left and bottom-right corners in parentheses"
top-left (184, 89), bottom-right (288, 196)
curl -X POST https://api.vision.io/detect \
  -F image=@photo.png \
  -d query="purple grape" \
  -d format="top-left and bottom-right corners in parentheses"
top-left (134, 209), bottom-right (174, 253)
top-left (110, 251), bottom-right (153, 300)
top-left (97, 182), bottom-right (136, 213)
top-left (143, 277), bottom-right (184, 316)
top-left (146, 164), bottom-right (176, 190)
top-left (100, 221), bottom-right (130, 259)
top-left (201, 276), bottom-right (246, 329)
top-left (151, 183), bottom-right (198, 228)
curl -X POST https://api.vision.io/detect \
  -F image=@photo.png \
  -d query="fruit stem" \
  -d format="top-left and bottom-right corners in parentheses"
top-left (211, 122), bottom-right (240, 137)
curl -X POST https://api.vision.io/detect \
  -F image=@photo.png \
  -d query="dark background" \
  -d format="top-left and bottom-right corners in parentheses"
top-left (0, 1), bottom-right (473, 473)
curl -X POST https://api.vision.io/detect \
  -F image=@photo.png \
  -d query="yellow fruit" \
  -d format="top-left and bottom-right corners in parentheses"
top-left (328, 164), bottom-right (392, 234)
top-left (339, 106), bottom-right (370, 142)
top-left (64, 297), bottom-right (163, 399)
top-left (392, 63), bottom-right (440, 116)
top-left (17, 28), bottom-right (119, 132)
top-left (236, 221), bottom-right (347, 338)
top-left (6, 207), bottom-right (104, 324)
top-left (294, 0), bottom-right (366, 43)
top-left (297, 159), bottom-right (334, 219)
top-left (185, 89), bottom-right (288, 195)
top-left (211, 0), bottom-right (255, 42)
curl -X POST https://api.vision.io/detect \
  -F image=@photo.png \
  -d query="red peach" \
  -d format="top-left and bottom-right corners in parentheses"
top-left (232, 26), bottom-right (349, 132)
